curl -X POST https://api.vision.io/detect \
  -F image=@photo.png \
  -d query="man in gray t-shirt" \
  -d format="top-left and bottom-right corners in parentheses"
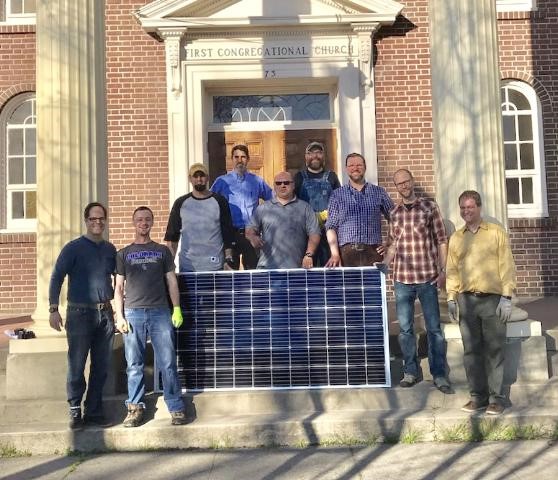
top-left (246, 171), bottom-right (320, 269)
top-left (165, 163), bottom-right (235, 272)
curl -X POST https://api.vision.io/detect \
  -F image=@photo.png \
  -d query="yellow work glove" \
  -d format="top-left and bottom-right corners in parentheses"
top-left (172, 306), bottom-right (183, 328)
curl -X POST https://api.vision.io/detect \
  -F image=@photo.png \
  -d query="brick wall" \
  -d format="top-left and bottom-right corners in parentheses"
top-left (1, 1), bottom-right (558, 311)
top-left (0, 26), bottom-right (36, 312)
top-left (498, 0), bottom-right (558, 295)
top-left (105, 1), bottom-right (169, 249)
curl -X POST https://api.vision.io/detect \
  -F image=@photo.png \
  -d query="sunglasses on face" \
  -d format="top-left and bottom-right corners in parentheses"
top-left (275, 181), bottom-right (293, 186)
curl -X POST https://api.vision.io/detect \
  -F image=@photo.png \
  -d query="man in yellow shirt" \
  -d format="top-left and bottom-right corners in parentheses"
top-left (446, 190), bottom-right (516, 416)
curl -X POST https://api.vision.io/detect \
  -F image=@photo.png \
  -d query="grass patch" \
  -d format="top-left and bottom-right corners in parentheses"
top-left (0, 443), bottom-right (31, 457)
top-left (319, 433), bottom-right (379, 447)
top-left (437, 420), bottom-right (554, 443)
top-left (208, 436), bottom-right (234, 450)
top-left (400, 428), bottom-right (424, 444)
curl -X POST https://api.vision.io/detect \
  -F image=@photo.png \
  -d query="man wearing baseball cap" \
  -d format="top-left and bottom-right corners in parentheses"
top-left (294, 141), bottom-right (341, 266)
top-left (164, 163), bottom-right (234, 272)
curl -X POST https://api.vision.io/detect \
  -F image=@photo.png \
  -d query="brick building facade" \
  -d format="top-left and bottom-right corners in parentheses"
top-left (1, 0), bottom-right (557, 311)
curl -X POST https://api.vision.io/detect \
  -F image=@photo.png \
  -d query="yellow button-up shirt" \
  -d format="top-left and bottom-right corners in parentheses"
top-left (446, 220), bottom-right (516, 301)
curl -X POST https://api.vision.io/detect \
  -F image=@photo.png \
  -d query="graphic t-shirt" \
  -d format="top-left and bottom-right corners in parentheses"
top-left (116, 241), bottom-right (175, 308)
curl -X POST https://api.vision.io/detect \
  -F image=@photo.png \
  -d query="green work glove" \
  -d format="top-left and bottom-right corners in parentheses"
top-left (172, 306), bottom-right (183, 328)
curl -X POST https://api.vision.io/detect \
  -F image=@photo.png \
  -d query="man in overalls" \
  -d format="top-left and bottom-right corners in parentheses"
top-left (294, 142), bottom-right (341, 266)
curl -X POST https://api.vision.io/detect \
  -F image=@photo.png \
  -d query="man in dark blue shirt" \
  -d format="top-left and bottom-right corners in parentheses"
top-left (49, 202), bottom-right (116, 429)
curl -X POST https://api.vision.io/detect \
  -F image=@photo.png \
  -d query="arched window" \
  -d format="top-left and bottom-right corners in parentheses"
top-left (501, 81), bottom-right (547, 218)
top-left (0, 93), bottom-right (36, 231)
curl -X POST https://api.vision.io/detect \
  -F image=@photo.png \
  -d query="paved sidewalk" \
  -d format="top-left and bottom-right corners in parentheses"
top-left (0, 440), bottom-right (557, 480)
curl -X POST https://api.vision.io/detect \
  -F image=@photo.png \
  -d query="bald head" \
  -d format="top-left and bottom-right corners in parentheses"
top-left (274, 171), bottom-right (295, 202)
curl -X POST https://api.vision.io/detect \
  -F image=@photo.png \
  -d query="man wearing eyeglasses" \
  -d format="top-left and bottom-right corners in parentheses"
top-left (246, 171), bottom-right (320, 269)
top-left (48, 202), bottom-right (117, 430)
top-left (294, 142), bottom-right (341, 266)
top-left (165, 163), bottom-right (235, 272)
top-left (325, 153), bottom-right (394, 267)
top-left (376, 169), bottom-right (451, 393)
top-left (210, 144), bottom-right (273, 269)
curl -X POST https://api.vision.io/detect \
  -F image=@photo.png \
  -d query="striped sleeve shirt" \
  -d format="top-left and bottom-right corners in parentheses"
top-left (388, 198), bottom-right (447, 284)
top-left (325, 183), bottom-right (394, 246)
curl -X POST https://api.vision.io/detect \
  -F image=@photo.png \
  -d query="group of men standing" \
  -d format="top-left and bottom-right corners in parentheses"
top-left (48, 140), bottom-right (516, 430)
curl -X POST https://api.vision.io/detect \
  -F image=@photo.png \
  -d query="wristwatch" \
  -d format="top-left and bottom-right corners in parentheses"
top-left (48, 305), bottom-right (58, 313)
top-left (439, 267), bottom-right (446, 273)
top-left (304, 252), bottom-right (313, 258)
top-left (225, 257), bottom-right (235, 268)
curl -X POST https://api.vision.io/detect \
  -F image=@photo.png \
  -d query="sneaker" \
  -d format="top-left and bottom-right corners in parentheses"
top-left (69, 407), bottom-right (83, 430)
top-left (399, 373), bottom-right (417, 388)
top-left (123, 404), bottom-right (145, 428)
top-left (83, 415), bottom-right (112, 428)
top-left (461, 400), bottom-right (488, 413)
top-left (486, 403), bottom-right (505, 416)
top-left (433, 376), bottom-right (452, 394)
top-left (170, 410), bottom-right (187, 426)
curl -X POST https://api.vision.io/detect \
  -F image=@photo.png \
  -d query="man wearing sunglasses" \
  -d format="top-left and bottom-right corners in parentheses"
top-left (48, 202), bottom-right (116, 429)
top-left (165, 163), bottom-right (234, 272)
top-left (246, 171), bottom-right (320, 269)
top-left (211, 144), bottom-right (272, 270)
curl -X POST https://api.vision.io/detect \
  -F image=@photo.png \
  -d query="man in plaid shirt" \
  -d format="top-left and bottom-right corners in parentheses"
top-left (378, 169), bottom-right (451, 393)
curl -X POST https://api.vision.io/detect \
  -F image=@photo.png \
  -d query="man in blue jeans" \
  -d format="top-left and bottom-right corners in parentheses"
top-left (114, 206), bottom-right (186, 427)
top-left (377, 169), bottom-right (451, 393)
top-left (49, 202), bottom-right (116, 429)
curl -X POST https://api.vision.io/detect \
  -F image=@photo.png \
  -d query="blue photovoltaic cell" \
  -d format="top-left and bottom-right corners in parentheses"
top-left (170, 267), bottom-right (389, 391)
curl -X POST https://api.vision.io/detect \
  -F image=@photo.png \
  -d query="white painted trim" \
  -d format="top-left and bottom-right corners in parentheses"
top-left (502, 80), bottom-right (548, 218)
top-left (496, 0), bottom-right (536, 12)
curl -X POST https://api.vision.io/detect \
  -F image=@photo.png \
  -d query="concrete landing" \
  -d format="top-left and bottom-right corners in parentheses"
top-left (1, 381), bottom-right (557, 454)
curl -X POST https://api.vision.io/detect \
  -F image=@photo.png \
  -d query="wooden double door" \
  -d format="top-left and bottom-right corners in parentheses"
top-left (207, 129), bottom-right (338, 187)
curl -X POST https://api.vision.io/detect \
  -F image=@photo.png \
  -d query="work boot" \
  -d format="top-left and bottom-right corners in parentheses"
top-left (123, 404), bottom-right (144, 428)
top-left (69, 406), bottom-right (83, 430)
top-left (170, 410), bottom-right (187, 426)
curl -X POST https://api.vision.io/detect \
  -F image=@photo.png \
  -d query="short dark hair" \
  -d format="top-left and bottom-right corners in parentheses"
top-left (132, 206), bottom-right (154, 219)
top-left (83, 202), bottom-right (107, 220)
top-left (345, 152), bottom-right (366, 167)
top-left (231, 144), bottom-right (249, 159)
top-left (458, 190), bottom-right (482, 207)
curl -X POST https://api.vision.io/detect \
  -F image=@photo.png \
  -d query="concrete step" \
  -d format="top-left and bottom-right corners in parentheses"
top-left (0, 405), bottom-right (556, 455)
top-left (1, 379), bottom-right (558, 426)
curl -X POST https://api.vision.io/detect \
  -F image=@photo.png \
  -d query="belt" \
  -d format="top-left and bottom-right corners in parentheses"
top-left (342, 243), bottom-right (379, 251)
top-left (462, 291), bottom-right (491, 298)
top-left (68, 301), bottom-right (112, 311)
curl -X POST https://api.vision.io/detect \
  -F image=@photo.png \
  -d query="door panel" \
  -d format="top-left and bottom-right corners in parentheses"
top-left (208, 129), bottom-right (337, 187)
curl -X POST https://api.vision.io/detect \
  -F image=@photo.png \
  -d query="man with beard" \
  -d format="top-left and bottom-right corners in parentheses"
top-left (246, 171), bottom-right (320, 269)
top-left (294, 142), bottom-right (341, 266)
top-left (325, 153), bottom-right (393, 267)
top-left (211, 144), bottom-right (272, 269)
top-left (165, 163), bottom-right (235, 272)
top-left (376, 169), bottom-right (451, 392)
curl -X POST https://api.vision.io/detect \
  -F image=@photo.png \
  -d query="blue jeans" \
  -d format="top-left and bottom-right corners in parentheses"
top-left (66, 306), bottom-right (114, 417)
top-left (123, 307), bottom-right (184, 413)
top-left (394, 281), bottom-right (447, 378)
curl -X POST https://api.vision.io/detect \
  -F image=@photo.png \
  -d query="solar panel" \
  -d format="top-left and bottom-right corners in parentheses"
top-left (159, 267), bottom-right (390, 392)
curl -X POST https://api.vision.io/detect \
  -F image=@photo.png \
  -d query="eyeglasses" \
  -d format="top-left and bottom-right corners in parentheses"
top-left (87, 217), bottom-right (106, 223)
top-left (395, 179), bottom-right (412, 188)
top-left (275, 181), bottom-right (293, 186)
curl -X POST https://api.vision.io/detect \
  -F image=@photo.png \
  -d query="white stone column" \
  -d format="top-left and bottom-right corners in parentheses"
top-left (429, 0), bottom-right (507, 227)
top-left (34, 0), bottom-right (108, 333)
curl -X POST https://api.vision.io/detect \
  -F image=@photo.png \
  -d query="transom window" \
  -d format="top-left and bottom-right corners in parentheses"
top-left (501, 81), bottom-right (547, 218)
top-left (1, 94), bottom-right (37, 230)
top-left (496, 0), bottom-right (536, 12)
top-left (213, 94), bottom-right (331, 124)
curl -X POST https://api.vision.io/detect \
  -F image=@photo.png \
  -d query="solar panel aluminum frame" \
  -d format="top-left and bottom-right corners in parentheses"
top-left (155, 266), bottom-right (390, 392)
